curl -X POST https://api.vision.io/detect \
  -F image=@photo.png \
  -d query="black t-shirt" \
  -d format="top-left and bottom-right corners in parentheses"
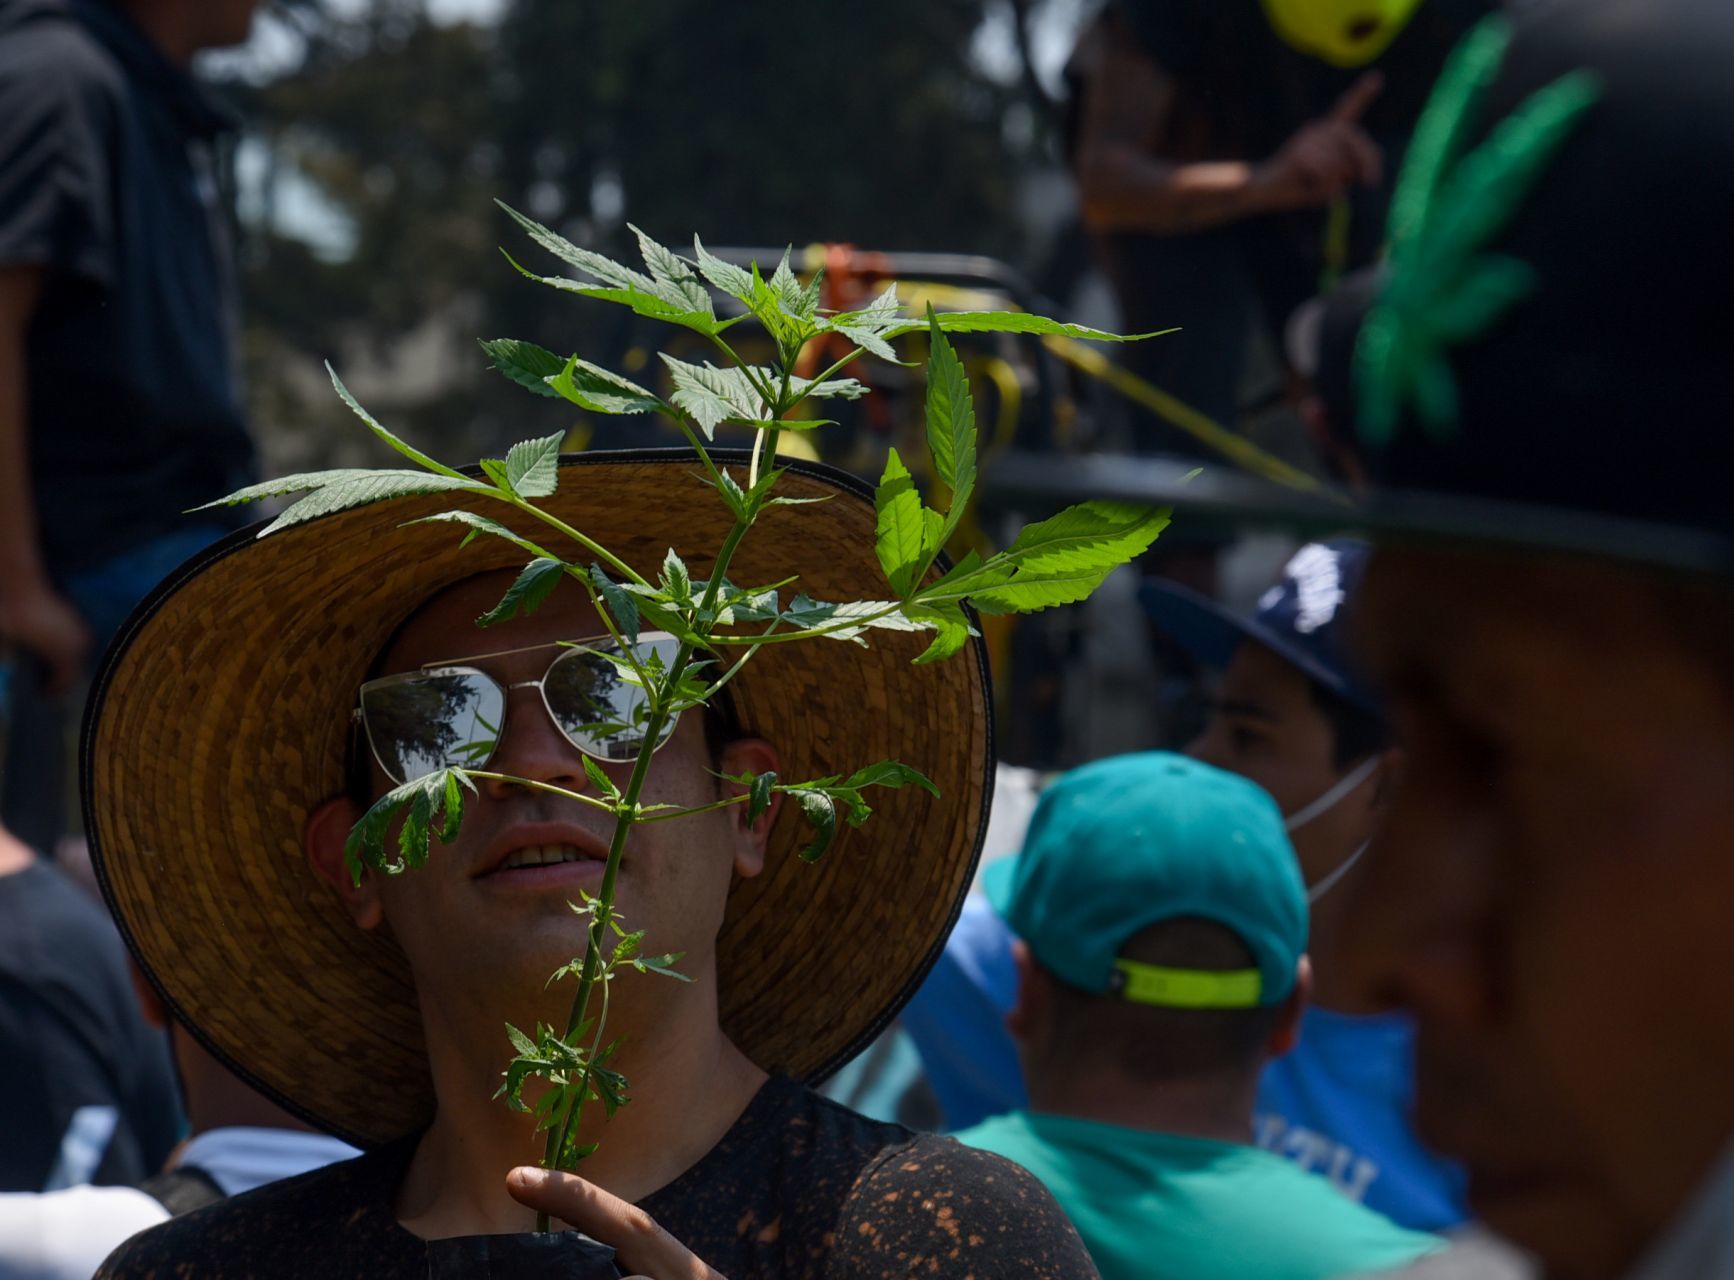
top-left (0, 860), bottom-right (184, 1191)
top-left (97, 1076), bottom-right (1101, 1278)
top-left (0, 0), bottom-right (255, 573)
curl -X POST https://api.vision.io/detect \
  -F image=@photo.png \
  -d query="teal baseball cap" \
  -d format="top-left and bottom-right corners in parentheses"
top-left (982, 753), bottom-right (1307, 1009)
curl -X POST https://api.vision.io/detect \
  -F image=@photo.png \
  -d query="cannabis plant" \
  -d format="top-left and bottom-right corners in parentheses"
top-left (211, 206), bottom-right (1168, 1222)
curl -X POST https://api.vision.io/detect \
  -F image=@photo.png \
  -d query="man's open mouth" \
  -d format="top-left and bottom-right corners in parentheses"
top-left (491, 843), bottom-right (604, 873)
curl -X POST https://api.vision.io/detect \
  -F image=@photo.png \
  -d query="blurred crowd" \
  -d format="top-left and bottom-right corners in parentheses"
top-left (3, 1), bottom-right (1731, 1278)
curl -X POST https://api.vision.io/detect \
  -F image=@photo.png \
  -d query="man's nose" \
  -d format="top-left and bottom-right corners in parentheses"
top-left (479, 683), bottom-right (589, 800)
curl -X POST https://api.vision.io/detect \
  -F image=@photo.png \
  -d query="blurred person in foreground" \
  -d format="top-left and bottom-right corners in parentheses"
top-left (1140, 3), bottom-right (1734, 1274)
top-left (85, 455), bottom-right (1094, 1278)
top-left (1066, 0), bottom-right (1490, 441)
top-left (0, 959), bottom-right (356, 1279)
top-left (0, 0), bottom-right (260, 857)
top-left (1142, 539), bottom-right (1468, 1232)
top-left (0, 820), bottom-right (181, 1196)
top-left (955, 752), bottom-right (1441, 1280)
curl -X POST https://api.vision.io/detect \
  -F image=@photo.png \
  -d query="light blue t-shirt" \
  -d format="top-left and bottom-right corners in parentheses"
top-left (957, 1110), bottom-right (1442, 1280)
top-left (1257, 1006), bottom-right (1469, 1231)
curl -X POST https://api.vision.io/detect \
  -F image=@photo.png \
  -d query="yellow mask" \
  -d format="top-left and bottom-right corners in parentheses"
top-left (1260, 0), bottom-right (1424, 67)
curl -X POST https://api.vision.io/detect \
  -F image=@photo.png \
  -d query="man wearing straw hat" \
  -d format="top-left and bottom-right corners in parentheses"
top-left (1094, 1), bottom-right (1734, 1274)
top-left (86, 451), bottom-right (1097, 1277)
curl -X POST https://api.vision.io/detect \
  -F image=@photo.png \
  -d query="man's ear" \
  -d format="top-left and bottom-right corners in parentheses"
top-left (1268, 953), bottom-right (1313, 1058)
top-left (717, 738), bottom-right (780, 880)
top-left (1005, 937), bottom-right (1043, 1046)
top-left (305, 796), bottom-right (385, 931)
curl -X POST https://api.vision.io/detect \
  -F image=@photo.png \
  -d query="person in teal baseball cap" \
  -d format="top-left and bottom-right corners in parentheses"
top-left (955, 752), bottom-right (1440, 1280)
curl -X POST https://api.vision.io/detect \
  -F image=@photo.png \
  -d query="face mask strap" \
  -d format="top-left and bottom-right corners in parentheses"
top-left (1307, 839), bottom-right (1371, 904)
top-left (1283, 753), bottom-right (1381, 833)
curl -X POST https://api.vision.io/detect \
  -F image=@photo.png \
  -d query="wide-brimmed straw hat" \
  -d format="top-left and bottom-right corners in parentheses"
top-left (83, 449), bottom-right (993, 1148)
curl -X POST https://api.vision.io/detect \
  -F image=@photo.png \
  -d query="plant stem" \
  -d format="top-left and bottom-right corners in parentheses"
top-left (497, 493), bottom-right (649, 588)
top-left (536, 466), bottom-right (762, 1221)
top-left (462, 773), bottom-right (618, 815)
top-left (631, 793), bottom-right (751, 824)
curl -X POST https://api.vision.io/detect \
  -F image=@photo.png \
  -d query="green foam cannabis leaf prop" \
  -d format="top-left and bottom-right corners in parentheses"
top-left (214, 210), bottom-right (1169, 1214)
top-left (1354, 15), bottom-right (1601, 444)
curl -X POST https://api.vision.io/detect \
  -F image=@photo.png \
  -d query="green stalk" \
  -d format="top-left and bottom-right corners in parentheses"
top-left (534, 481), bottom-right (761, 1229)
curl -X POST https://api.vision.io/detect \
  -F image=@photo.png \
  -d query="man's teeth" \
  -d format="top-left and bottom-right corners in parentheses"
top-left (499, 843), bottom-right (591, 870)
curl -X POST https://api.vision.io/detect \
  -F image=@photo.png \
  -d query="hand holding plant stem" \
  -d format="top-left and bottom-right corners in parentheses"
top-left (206, 209), bottom-right (1172, 1227)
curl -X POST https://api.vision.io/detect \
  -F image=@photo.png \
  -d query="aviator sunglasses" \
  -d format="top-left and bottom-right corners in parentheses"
top-left (354, 632), bottom-right (689, 786)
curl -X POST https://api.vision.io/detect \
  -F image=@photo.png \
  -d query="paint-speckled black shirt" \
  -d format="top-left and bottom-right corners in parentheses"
top-left (97, 1077), bottom-right (1099, 1278)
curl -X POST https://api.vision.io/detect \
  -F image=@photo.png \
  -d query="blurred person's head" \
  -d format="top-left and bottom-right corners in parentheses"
top-left (1306, 1), bottom-right (1734, 1274)
top-left (117, 0), bottom-right (260, 62)
top-left (1145, 541), bottom-right (1391, 898)
top-left (989, 754), bottom-right (1310, 1138)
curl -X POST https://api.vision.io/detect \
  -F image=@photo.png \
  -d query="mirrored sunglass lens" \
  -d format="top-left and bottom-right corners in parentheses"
top-left (361, 670), bottom-right (504, 783)
top-left (544, 638), bottom-right (682, 761)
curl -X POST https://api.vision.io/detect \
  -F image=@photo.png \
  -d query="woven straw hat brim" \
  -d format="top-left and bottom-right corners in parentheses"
top-left (83, 449), bottom-right (992, 1148)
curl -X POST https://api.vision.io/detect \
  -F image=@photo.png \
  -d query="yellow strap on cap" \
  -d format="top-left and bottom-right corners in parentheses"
top-left (1260, 0), bottom-right (1424, 68)
top-left (1111, 959), bottom-right (1264, 1009)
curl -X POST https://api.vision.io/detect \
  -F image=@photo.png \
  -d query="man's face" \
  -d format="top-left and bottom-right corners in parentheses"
top-left (199, 0), bottom-right (261, 49)
top-left (353, 572), bottom-right (766, 1032)
top-left (1349, 547), bottom-right (1734, 1279)
top-left (1187, 641), bottom-right (1376, 885)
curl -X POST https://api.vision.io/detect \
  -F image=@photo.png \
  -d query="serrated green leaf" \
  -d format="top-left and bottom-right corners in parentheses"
top-left (659, 355), bottom-right (771, 438)
top-left (589, 564), bottom-right (640, 646)
top-left (691, 236), bottom-right (754, 301)
top-left (788, 374), bottom-right (867, 401)
top-left (498, 200), bottom-right (655, 291)
top-left (479, 458), bottom-right (511, 488)
top-left (582, 755), bottom-right (622, 803)
top-left (256, 472), bottom-right (485, 538)
top-left (478, 557), bottom-right (567, 627)
top-left (547, 356), bottom-right (662, 416)
top-left (633, 952), bottom-right (691, 981)
top-left (505, 1023), bottom-right (538, 1057)
top-left (661, 548), bottom-right (691, 605)
top-left (747, 771), bottom-right (776, 824)
top-left (479, 338), bottom-right (566, 398)
top-left (504, 431), bottom-right (564, 498)
top-left (874, 448), bottom-right (939, 599)
top-left (401, 510), bottom-right (551, 558)
top-left (629, 223), bottom-right (714, 318)
top-left (930, 503), bottom-right (1171, 616)
top-left (195, 468), bottom-right (419, 511)
top-left (908, 602), bottom-right (975, 665)
top-left (611, 929), bottom-right (645, 964)
top-left (882, 312), bottom-right (1171, 341)
top-left (792, 790), bottom-right (838, 863)
top-left (925, 306), bottom-right (977, 545)
top-left (344, 768), bottom-right (467, 882)
top-left (327, 364), bottom-right (466, 478)
top-left (843, 760), bottom-right (941, 798)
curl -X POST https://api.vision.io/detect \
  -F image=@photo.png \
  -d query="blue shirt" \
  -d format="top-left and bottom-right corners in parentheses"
top-left (898, 894), bottom-right (1026, 1130)
top-left (1256, 1006), bottom-right (1469, 1231)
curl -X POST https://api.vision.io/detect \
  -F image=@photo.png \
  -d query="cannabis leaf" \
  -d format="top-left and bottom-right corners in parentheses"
top-left (504, 431), bottom-right (565, 499)
top-left (478, 557), bottom-right (568, 627)
top-left (548, 357), bottom-right (664, 416)
top-left (480, 338), bottom-right (567, 398)
top-left (345, 767), bottom-right (474, 883)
